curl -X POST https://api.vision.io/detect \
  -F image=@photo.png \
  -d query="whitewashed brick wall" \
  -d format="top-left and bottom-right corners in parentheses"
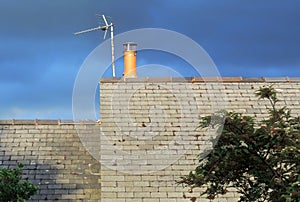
top-left (100, 79), bottom-right (300, 202)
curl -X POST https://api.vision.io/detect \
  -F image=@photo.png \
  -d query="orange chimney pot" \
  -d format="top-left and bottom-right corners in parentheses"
top-left (123, 42), bottom-right (137, 78)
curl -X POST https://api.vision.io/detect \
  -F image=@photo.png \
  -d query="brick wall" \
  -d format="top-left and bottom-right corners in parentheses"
top-left (0, 78), bottom-right (299, 201)
top-left (99, 78), bottom-right (300, 202)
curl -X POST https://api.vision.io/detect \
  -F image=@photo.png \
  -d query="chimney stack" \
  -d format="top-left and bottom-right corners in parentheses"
top-left (123, 42), bottom-right (137, 78)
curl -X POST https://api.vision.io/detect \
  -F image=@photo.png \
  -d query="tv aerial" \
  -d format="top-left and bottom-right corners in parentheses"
top-left (74, 15), bottom-right (116, 77)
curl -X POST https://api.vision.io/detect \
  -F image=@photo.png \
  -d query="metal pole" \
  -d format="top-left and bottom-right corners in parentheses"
top-left (110, 24), bottom-right (115, 78)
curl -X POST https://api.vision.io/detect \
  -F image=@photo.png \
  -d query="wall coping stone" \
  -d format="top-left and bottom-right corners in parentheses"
top-left (100, 77), bottom-right (300, 83)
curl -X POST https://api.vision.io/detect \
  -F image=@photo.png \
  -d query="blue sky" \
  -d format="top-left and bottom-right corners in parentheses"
top-left (0, 0), bottom-right (300, 119)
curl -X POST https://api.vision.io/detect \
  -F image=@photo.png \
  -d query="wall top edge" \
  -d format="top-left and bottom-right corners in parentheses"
top-left (100, 77), bottom-right (300, 83)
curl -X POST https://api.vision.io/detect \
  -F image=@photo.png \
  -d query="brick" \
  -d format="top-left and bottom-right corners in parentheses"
top-left (101, 199), bottom-right (125, 202)
top-left (143, 198), bottom-right (160, 202)
top-left (117, 192), bottom-right (134, 197)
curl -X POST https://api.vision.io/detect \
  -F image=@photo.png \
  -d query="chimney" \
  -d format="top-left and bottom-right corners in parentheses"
top-left (123, 42), bottom-right (137, 78)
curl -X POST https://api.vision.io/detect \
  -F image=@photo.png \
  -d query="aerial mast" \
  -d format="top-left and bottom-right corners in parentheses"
top-left (74, 15), bottom-right (116, 78)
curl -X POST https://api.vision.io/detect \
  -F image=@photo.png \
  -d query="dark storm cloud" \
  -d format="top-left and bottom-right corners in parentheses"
top-left (147, 1), bottom-right (300, 70)
top-left (0, 0), bottom-right (299, 119)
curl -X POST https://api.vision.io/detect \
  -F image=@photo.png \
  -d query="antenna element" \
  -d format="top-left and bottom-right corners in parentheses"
top-left (74, 15), bottom-right (116, 78)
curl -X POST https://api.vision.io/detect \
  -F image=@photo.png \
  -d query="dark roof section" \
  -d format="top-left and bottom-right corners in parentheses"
top-left (100, 77), bottom-right (300, 83)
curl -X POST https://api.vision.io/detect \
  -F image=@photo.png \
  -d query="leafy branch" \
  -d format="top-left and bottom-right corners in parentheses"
top-left (178, 85), bottom-right (300, 202)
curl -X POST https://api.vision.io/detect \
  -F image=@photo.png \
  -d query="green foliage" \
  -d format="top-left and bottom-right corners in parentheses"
top-left (179, 85), bottom-right (300, 201)
top-left (0, 164), bottom-right (38, 202)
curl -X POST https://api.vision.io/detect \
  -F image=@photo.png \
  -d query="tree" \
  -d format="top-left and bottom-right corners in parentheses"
top-left (178, 85), bottom-right (300, 201)
top-left (0, 163), bottom-right (38, 202)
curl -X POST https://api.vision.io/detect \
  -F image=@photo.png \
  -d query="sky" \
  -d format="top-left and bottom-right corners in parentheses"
top-left (0, 0), bottom-right (300, 119)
